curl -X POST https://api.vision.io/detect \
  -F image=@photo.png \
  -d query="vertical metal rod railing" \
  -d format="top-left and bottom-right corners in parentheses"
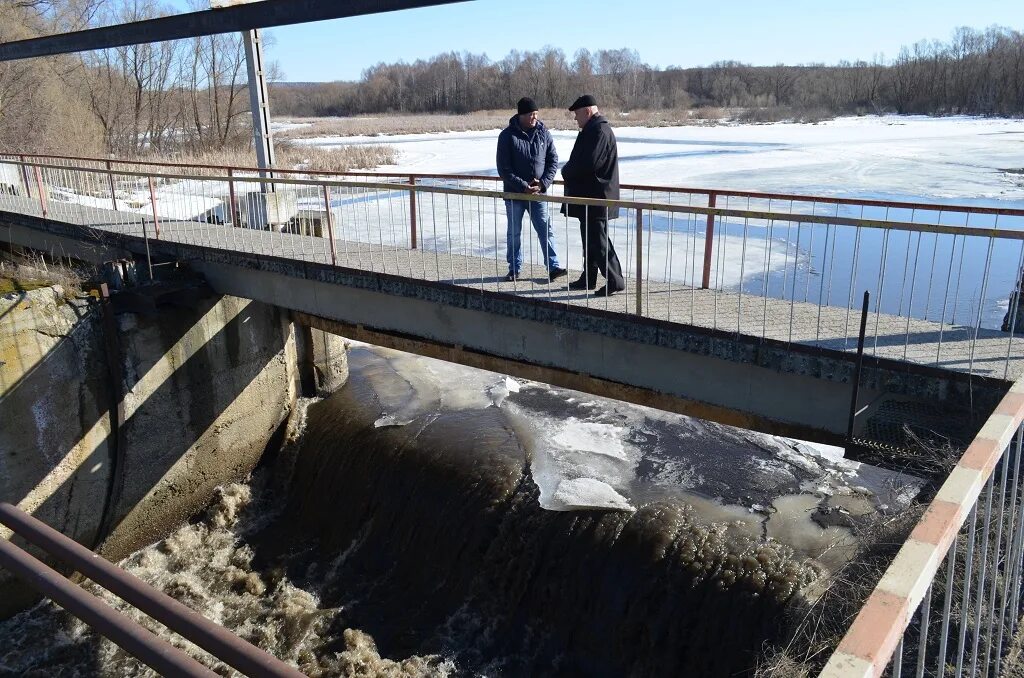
top-left (4, 159), bottom-right (1024, 381)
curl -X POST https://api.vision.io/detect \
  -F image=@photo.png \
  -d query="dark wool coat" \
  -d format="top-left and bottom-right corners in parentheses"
top-left (496, 116), bottom-right (558, 193)
top-left (560, 114), bottom-right (620, 220)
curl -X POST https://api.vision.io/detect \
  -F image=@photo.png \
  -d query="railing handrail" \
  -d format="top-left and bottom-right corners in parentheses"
top-left (0, 502), bottom-right (306, 677)
top-left (7, 150), bottom-right (1024, 219)
top-left (820, 378), bottom-right (1024, 677)
top-left (12, 158), bottom-right (1024, 241)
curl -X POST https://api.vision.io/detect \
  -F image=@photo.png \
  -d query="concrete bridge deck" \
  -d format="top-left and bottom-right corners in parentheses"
top-left (5, 193), bottom-right (1021, 381)
top-left (1, 192), bottom-right (1017, 446)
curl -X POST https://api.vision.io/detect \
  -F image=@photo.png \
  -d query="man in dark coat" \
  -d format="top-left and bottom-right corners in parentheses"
top-left (561, 94), bottom-right (625, 296)
top-left (496, 97), bottom-right (567, 283)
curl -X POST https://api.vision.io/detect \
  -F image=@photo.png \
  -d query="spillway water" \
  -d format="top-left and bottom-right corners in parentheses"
top-left (0, 345), bottom-right (921, 677)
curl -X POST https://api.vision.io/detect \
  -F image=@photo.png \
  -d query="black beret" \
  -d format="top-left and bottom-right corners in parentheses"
top-left (517, 97), bottom-right (539, 115)
top-left (568, 94), bottom-right (598, 111)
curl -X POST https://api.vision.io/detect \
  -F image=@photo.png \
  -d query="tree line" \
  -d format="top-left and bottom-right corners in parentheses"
top-left (271, 26), bottom-right (1024, 119)
top-left (1, 0), bottom-right (1021, 158)
top-left (0, 0), bottom-right (258, 156)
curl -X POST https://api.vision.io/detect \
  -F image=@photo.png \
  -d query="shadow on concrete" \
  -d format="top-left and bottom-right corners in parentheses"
top-left (1, 290), bottom-right (287, 627)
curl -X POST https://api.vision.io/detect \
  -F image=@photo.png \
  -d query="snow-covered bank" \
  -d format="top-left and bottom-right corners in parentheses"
top-left (289, 114), bottom-right (1024, 203)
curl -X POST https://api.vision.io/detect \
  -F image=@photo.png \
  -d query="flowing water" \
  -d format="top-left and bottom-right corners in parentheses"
top-left (0, 345), bottom-right (921, 677)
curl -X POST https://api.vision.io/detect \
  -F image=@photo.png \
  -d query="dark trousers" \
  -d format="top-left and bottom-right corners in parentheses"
top-left (579, 215), bottom-right (625, 290)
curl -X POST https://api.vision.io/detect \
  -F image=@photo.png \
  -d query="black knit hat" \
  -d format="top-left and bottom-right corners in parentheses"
top-left (568, 94), bottom-right (598, 111)
top-left (517, 97), bottom-right (539, 115)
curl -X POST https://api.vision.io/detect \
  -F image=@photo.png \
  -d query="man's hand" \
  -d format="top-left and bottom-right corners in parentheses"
top-left (527, 179), bottom-right (542, 194)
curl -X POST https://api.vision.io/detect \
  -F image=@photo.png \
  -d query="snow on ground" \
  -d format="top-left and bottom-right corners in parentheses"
top-left (273, 115), bottom-right (1024, 308)
top-left (291, 115), bottom-right (1024, 203)
top-left (13, 116), bottom-right (1024, 316)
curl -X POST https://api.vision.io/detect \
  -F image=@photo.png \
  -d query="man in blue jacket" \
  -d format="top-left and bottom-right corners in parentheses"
top-left (496, 97), bottom-right (568, 283)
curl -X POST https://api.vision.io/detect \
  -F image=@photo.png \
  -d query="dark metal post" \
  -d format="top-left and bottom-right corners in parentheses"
top-left (105, 159), bottom-right (118, 211)
top-left (701, 191), bottom-right (716, 289)
top-left (147, 176), bottom-right (160, 239)
top-left (227, 167), bottom-right (239, 226)
top-left (18, 154), bottom-right (31, 198)
top-left (409, 176), bottom-right (418, 249)
top-left (33, 164), bottom-right (47, 218)
top-left (323, 184), bottom-right (337, 266)
top-left (0, 538), bottom-right (218, 677)
top-left (847, 290), bottom-right (871, 444)
top-left (635, 207), bottom-right (643, 315)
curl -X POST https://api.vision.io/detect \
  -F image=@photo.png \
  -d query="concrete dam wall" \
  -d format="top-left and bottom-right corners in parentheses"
top-left (0, 278), bottom-right (344, 617)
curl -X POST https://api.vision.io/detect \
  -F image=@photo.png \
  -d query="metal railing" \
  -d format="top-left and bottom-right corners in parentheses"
top-left (5, 153), bottom-right (1024, 674)
top-left (821, 380), bottom-right (1024, 677)
top-left (0, 502), bottom-right (304, 677)
top-left (2, 153), bottom-right (1024, 380)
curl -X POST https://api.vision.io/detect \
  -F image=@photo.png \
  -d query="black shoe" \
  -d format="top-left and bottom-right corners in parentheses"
top-left (548, 267), bottom-right (568, 282)
top-left (503, 272), bottom-right (518, 282)
top-left (568, 277), bottom-right (594, 291)
top-left (593, 284), bottom-right (624, 297)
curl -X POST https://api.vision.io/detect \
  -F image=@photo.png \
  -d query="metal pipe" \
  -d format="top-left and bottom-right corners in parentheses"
top-left (32, 164), bottom-right (47, 218)
top-left (228, 168), bottom-right (239, 227)
top-left (18, 154), bottom-right (31, 199)
top-left (105, 159), bottom-right (118, 212)
top-left (0, 537), bottom-right (218, 677)
top-left (11, 151), bottom-right (1024, 217)
top-left (846, 290), bottom-right (870, 445)
top-left (148, 176), bottom-right (160, 239)
top-left (0, 503), bottom-right (305, 678)
top-left (323, 184), bottom-right (337, 266)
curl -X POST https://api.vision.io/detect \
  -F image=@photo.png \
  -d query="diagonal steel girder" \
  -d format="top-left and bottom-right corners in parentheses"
top-left (0, 0), bottom-right (472, 61)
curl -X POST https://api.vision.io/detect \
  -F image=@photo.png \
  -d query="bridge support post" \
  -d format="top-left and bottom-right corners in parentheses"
top-left (295, 322), bottom-right (318, 397)
top-left (243, 28), bottom-right (275, 193)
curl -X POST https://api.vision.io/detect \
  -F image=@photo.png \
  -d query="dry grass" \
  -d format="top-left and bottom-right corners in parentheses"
top-left (277, 144), bottom-right (398, 172)
top-left (273, 107), bottom-right (734, 139)
top-left (0, 252), bottom-right (87, 298)
top-left (754, 433), bottom-right (962, 677)
top-left (117, 143), bottom-right (398, 175)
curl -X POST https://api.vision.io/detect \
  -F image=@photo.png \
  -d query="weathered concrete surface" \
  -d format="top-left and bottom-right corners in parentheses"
top-left (0, 286), bottom-right (112, 615)
top-left (96, 294), bottom-right (299, 560)
top-left (0, 278), bottom-right (345, 617)
top-left (1, 208), bottom-right (1009, 446)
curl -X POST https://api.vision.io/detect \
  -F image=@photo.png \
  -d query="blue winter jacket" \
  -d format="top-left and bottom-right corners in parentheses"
top-left (496, 116), bottom-right (558, 194)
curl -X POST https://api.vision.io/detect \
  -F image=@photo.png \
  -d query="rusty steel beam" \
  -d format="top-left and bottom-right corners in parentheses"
top-left (0, 0), bottom-right (471, 61)
top-left (0, 503), bottom-right (305, 678)
top-left (0, 537), bottom-right (218, 677)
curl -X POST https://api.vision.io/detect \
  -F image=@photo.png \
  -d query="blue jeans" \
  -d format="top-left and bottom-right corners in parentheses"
top-left (505, 199), bottom-right (560, 275)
